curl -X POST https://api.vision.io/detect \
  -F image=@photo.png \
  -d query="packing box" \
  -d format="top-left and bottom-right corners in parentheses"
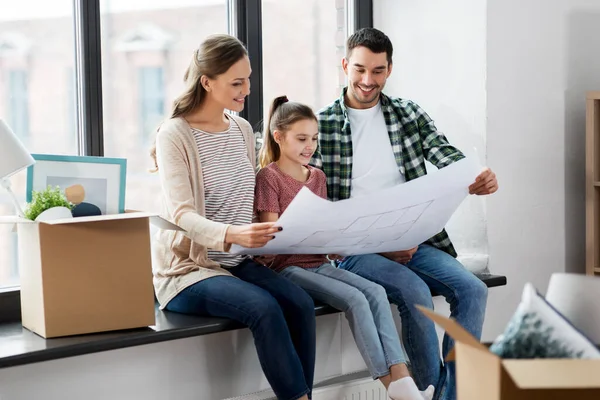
top-left (9, 211), bottom-right (180, 338)
top-left (418, 306), bottom-right (600, 400)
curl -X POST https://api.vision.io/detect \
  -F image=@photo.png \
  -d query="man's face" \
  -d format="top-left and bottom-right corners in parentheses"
top-left (342, 46), bottom-right (392, 109)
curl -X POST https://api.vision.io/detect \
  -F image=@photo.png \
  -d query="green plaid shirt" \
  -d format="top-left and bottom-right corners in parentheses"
top-left (310, 88), bottom-right (465, 257)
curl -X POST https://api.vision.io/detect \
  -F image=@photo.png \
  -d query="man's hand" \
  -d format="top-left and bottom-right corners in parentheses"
top-left (381, 247), bottom-right (418, 264)
top-left (469, 167), bottom-right (498, 195)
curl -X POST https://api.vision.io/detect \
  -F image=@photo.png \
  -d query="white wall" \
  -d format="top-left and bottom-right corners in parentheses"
top-left (485, 0), bottom-right (600, 336)
top-left (375, 0), bottom-right (600, 340)
top-left (374, 0), bottom-right (490, 274)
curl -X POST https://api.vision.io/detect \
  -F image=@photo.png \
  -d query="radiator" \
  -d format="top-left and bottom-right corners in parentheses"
top-left (226, 372), bottom-right (384, 400)
top-left (312, 376), bottom-right (385, 400)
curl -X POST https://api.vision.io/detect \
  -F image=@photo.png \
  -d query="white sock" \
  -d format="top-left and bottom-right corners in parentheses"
top-left (421, 384), bottom-right (435, 400)
top-left (387, 377), bottom-right (425, 400)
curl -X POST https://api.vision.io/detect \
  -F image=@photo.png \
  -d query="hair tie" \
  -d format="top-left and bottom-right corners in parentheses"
top-left (282, 95), bottom-right (289, 103)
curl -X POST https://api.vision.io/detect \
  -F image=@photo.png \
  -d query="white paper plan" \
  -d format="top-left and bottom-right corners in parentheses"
top-left (230, 157), bottom-right (482, 256)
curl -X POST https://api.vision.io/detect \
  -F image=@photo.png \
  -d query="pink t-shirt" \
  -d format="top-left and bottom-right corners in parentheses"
top-left (255, 162), bottom-right (328, 271)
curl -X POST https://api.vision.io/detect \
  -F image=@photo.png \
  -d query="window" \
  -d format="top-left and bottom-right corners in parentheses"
top-left (7, 69), bottom-right (29, 141)
top-left (100, 0), bottom-right (229, 214)
top-left (0, 0), bottom-right (78, 289)
top-left (0, 0), bottom-right (371, 312)
top-left (138, 66), bottom-right (165, 140)
top-left (262, 0), bottom-right (347, 121)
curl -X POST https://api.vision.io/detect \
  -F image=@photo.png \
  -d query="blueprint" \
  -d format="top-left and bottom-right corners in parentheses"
top-left (230, 157), bottom-right (481, 256)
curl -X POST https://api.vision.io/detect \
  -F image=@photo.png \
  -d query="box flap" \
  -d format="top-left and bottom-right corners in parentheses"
top-left (40, 212), bottom-right (157, 225)
top-left (149, 215), bottom-right (185, 231)
top-left (456, 342), bottom-right (502, 400)
top-left (502, 359), bottom-right (600, 389)
top-left (416, 305), bottom-right (489, 352)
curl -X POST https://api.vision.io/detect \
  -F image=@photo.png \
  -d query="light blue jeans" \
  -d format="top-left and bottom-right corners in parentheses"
top-left (280, 263), bottom-right (406, 379)
top-left (339, 245), bottom-right (488, 400)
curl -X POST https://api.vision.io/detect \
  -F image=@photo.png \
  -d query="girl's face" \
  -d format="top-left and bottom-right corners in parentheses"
top-left (275, 118), bottom-right (319, 165)
top-left (204, 56), bottom-right (251, 113)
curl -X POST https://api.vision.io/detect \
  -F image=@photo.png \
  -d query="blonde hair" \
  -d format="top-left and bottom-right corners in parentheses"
top-left (258, 96), bottom-right (317, 168)
top-left (150, 34), bottom-right (248, 171)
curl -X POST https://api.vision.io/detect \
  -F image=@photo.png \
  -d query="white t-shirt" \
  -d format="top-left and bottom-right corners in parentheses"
top-left (347, 101), bottom-right (405, 198)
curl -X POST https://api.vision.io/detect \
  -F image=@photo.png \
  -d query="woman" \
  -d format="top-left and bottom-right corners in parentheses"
top-left (150, 34), bottom-right (316, 400)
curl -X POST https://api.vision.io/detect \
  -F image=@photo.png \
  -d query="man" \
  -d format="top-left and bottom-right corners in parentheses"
top-left (310, 28), bottom-right (498, 400)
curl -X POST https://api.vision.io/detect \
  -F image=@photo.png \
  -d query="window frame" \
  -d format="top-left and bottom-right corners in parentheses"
top-left (6, 69), bottom-right (30, 142)
top-left (137, 66), bottom-right (166, 141)
top-left (0, 0), bottom-right (373, 322)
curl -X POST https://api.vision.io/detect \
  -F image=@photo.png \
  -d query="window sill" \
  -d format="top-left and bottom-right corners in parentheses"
top-left (0, 274), bottom-right (506, 369)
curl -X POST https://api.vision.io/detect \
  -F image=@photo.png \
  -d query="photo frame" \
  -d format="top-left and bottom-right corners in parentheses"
top-left (26, 154), bottom-right (127, 215)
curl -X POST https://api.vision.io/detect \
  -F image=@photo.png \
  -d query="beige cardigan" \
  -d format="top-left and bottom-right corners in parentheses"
top-left (152, 115), bottom-right (256, 309)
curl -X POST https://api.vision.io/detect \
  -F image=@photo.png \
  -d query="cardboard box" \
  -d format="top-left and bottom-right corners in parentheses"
top-left (9, 211), bottom-right (181, 338)
top-left (417, 306), bottom-right (600, 400)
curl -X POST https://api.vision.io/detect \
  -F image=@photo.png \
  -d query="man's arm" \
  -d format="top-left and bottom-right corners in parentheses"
top-left (411, 101), bottom-right (499, 195)
top-left (411, 101), bottom-right (465, 169)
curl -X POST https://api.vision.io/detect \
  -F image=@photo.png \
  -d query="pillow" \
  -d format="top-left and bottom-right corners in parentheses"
top-left (489, 283), bottom-right (600, 359)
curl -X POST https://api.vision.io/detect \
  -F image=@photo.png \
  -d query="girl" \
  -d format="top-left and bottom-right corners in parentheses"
top-left (255, 96), bottom-right (435, 400)
top-left (151, 36), bottom-right (316, 400)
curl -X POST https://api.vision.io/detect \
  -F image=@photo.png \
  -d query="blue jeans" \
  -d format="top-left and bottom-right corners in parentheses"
top-left (339, 245), bottom-right (488, 400)
top-left (165, 259), bottom-right (316, 400)
top-left (280, 263), bottom-right (405, 379)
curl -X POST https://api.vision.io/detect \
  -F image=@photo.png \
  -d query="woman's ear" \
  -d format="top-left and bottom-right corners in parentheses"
top-left (273, 130), bottom-right (282, 144)
top-left (200, 75), bottom-right (211, 92)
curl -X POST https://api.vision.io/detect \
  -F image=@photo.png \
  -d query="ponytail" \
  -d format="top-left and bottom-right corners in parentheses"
top-left (258, 95), bottom-right (288, 168)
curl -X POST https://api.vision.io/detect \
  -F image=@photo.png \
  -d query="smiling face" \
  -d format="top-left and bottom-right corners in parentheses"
top-left (274, 118), bottom-right (319, 165)
top-left (342, 45), bottom-right (392, 109)
top-left (202, 55), bottom-right (251, 113)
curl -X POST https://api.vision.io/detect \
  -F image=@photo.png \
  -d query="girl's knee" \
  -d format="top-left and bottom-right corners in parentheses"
top-left (344, 287), bottom-right (370, 313)
top-left (364, 282), bottom-right (389, 304)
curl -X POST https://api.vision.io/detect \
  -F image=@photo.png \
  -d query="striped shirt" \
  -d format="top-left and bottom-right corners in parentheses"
top-left (192, 118), bottom-right (255, 267)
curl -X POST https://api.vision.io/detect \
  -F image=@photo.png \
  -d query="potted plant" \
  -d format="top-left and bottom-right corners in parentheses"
top-left (24, 186), bottom-right (74, 221)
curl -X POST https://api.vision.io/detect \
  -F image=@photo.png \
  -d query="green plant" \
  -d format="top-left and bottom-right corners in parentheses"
top-left (23, 186), bottom-right (74, 221)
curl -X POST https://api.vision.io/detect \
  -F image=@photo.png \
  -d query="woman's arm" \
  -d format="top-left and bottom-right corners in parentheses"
top-left (257, 211), bottom-right (278, 223)
top-left (156, 131), bottom-right (231, 250)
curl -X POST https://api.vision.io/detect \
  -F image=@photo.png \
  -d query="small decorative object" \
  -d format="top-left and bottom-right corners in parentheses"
top-left (23, 186), bottom-right (74, 221)
top-left (26, 154), bottom-right (127, 215)
top-left (65, 184), bottom-right (102, 217)
top-left (0, 119), bottom-right (35, 217)
top-left (489, 283), bottom-right (600, 359)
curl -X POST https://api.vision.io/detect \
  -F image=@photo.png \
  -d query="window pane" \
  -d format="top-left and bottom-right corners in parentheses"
top-left (0, 1), bottom-right (77, 289)
top-left (262, 0), bottom-right (347, 117)
top-left (100, 0), bottom-right (229, 214)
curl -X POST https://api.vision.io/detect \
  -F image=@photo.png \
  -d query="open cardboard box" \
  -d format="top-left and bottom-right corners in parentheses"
top-left (2, 211), bottom-right (182, 338)
top-left (417, 305), bottom-right (600, 399)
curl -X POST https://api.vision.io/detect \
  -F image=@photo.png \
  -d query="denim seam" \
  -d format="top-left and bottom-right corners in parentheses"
top-left (287, 387), bottom-right (310, 400)
top-left (386, 358), bottom-right (404, 369)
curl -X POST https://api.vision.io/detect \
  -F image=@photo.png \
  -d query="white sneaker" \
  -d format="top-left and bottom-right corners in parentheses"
top-left (388, 377), bottom-right (426, 400)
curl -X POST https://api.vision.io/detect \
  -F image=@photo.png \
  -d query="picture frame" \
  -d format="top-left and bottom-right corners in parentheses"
top-left (26, 154), bottom-right (127, 215)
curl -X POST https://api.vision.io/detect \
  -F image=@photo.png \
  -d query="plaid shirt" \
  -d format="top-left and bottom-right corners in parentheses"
top-left (310, 88), bottom-right (465, 257)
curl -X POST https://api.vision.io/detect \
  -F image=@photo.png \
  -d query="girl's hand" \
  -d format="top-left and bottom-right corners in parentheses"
top-left (225, 222), bottom-right (282, 248)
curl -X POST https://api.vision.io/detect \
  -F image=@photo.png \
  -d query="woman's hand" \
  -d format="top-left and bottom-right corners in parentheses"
top-left (225, 222), bottom-right (282, 248)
